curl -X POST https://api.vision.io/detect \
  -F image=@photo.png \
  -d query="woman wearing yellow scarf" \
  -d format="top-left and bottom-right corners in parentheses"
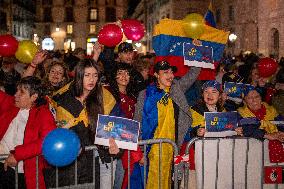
top-left (238, 85), bottom-right (284, 142)
top-left (134, 61), bottom-right (201, 189)
top-left (44, 59), bottom-right (122, 189)
top-left (238, 85), bottom-right (284, 163)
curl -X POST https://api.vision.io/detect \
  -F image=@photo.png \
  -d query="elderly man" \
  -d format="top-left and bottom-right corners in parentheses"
top-left (0, 76), bottom-right (56, 189)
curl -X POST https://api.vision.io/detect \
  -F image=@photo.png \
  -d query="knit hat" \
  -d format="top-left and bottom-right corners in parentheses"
top-left (242, 84), bottom-right (256, 97)
top-left (202, 80), bottom-right (222, 92)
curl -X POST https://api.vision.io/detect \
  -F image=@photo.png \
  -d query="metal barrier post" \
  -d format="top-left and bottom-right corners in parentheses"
top-left (128, 150), bottom-right (131, 189)
top-left (138, 138), bottom-right (179, 189)
top-left (184, 137), bottom-right (199, 189)
top-left (183, 137), bottom-right (276, 189)
top-left (143, 144), bottom-right (147, 189)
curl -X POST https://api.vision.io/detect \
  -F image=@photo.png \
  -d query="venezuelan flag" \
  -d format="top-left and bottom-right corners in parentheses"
top-left (204, 1), bottom-right (216, 28)
top-left (153, 19), bottom-right (229, 80)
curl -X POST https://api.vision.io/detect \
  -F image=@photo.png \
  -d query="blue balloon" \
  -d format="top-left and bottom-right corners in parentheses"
top-left (42, 128), bottom-right (80, 167)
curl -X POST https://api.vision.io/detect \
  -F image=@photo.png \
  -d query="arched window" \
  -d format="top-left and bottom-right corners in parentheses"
top-left (270, 28), bottom-right (279, 59)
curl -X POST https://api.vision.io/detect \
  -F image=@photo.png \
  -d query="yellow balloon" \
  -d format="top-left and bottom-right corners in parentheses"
top-left (15, 40), bottom-right (38, 64)
top-left (183, 13), bottom-right (205, 39)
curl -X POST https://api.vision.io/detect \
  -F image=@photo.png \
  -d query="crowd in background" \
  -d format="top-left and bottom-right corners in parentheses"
top-left (0, 41), bottom-right (284, 189)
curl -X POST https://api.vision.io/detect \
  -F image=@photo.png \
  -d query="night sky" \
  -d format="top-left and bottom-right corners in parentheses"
top-left (127, 0), bottom-right (141, 17)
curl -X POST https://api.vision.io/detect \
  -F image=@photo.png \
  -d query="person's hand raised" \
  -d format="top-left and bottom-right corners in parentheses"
top-left (92, 42), bottom-right (103, 62)
top-left (31, 50), bottom-right (48, 66)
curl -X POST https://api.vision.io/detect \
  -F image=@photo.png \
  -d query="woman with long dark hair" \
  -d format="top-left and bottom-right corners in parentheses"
top-left (45, 59), bottom-right (121, 189)
top-left (108, 63), bottom-right (136, 118)
top-left (106, 63), bottom-right (144, 189)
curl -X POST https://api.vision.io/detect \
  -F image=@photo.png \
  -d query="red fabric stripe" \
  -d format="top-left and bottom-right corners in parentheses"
top-left (155, 56), bottom-right (217, 80)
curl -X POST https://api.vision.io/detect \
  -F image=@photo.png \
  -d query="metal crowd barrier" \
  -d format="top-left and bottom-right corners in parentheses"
top-left (0, 154), bottom-right (40, 189)
top-left (0, 138), bottom-right (179, 189)
top-left (2, 138), bottom-right (284, 189)
top-left (182, 137), bottom-right (284, 189)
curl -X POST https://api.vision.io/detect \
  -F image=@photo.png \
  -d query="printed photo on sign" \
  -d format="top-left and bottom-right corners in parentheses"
top-left (224, 82), bottom-right (244, 104)
top-left (204, 111), bottom-right (238, 137)
top-left (95, 114), bottom-right (140, 150)
top-left (183, 42), bottom-right (214, 69)
top-left (224, 82), bottom-right (244, 98)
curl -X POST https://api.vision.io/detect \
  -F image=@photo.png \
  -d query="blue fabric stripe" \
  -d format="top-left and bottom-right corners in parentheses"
top-left (205, 10), bottom-right (216, 28)
top-left (141, 85), bottom-right (165, 141)
top-left (127, 164), bottom-right (147, 189)
top-left (152, 34), bottom-right (225, 61)
top-left (274, 115), bottom-right (284, 132)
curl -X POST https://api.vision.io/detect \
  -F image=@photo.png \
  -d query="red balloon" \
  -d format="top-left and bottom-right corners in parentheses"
top-left (257, 57), bottom-right (278, 78)
top-left (0, 35), bottom-right (19, 57)
top-left (98, 24), bottom-right (123, 47)
top-left (122, 19), bottom-right (145, 41)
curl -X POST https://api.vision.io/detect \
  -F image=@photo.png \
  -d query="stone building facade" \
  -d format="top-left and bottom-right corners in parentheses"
top-left (35, 0), bottom-right (127, 52)
top-left (257, 0), bottom-right (284, 58)
top-left (131, 0), bottom-right (284, 58)
top-left (0, 0), bottom-right (36, 40)
top-left (131, 0), bottom-right (209, 52)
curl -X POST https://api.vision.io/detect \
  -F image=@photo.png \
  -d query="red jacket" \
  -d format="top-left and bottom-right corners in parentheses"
top-left (0, 91), bottom-right (56, 189)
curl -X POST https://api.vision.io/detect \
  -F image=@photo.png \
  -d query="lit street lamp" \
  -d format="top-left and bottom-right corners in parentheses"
top-left (229, 33), bottom-right (237, 42)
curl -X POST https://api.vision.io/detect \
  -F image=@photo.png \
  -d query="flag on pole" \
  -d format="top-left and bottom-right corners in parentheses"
top-left (204, 1), bottom-right (216, 28)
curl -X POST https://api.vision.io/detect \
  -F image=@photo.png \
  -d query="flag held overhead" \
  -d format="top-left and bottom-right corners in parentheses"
top-left (153, 18), bottom-right (229, 79)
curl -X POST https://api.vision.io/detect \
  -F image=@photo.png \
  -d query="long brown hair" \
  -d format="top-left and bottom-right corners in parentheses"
top-left (71, 59), bottom-right (104, 135)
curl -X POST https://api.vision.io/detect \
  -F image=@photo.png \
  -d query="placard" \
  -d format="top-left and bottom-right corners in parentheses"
top-left (183, 42), bottom-right (214, 69)
top-left (204, 111), bottom-right (238, 137)
top-left (95, 114), bottom-right (140, 150)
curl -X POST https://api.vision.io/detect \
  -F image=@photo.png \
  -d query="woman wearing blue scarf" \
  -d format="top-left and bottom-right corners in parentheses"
top-left (133, 61), bottom-right (201, 189)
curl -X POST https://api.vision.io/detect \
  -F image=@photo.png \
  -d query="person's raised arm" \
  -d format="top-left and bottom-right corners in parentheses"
top-left (172, 67), bottom-right (201, 94)
top-left (92, 42), bottom-right (103, 62)
top-left (22, 51), bottom-right (47, 78)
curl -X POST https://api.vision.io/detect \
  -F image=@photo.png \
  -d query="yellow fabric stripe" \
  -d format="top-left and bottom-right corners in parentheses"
top-left (102, 87), bottom-right (116, 115)
top-left (53, 83), bottom-right (116, 115)
top-left (153, 18), bottom-right (229, 44)
top-left (190, 107), bottom-right (226, 128)
top-left (208, 1), bottom-right (213, 11)
top-left (146, 97), bottom-right (175, 189)
top-left (53, 82), bottom-right (72, 96)
top-left (54, 86), bottom-right (116, 129)
top-left (56, 106), bottom-right (89, 128)
top-left (237, 103), bottom-right (278, 134)
top-left (190, 108), bottom-right (206, 128)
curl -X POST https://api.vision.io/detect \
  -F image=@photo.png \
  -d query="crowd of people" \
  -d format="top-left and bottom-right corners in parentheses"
top-left (0, 41), bottom-right (284, 189)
